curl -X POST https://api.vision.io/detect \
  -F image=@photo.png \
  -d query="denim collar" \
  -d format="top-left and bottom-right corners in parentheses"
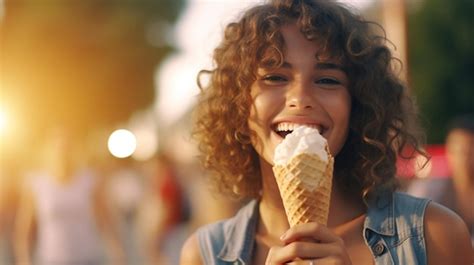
top-left (364, 192), bottom-right (396, 236)
top-left (216, 192), bottom-right (397, 263)
top-left (217, 200), bottom-right (259, 264)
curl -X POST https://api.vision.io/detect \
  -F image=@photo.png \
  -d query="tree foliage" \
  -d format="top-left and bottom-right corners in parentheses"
top-left (0, 0), bottom-right (185, 139)
top-left (408, 0), bottom-right (474, 143)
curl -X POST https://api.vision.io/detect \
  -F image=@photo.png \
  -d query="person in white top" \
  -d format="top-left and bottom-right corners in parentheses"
top-left (14, 126), bottom-right (124, 265)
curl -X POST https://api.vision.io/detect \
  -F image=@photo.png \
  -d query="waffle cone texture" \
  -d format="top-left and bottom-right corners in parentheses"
top-left (273, 151), bottom-right (334, 226)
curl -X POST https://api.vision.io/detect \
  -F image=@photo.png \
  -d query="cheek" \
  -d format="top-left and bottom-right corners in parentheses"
top-left (339, 92), bottom-right (352, 128)
top-left (248, 88), bottom-right (282, 128)
top-left (251, 93), bottom-right (272, 117)
top-left (247, 89), bottom-right (283, 162)
top-left (247, 117), bottom-right (267, 164)
top-left (247, 100), bottom-right (265, 155)
top-left (328, 92), bottom-right (351, 155)
top-left (248, 101), bottom-right (265, 138)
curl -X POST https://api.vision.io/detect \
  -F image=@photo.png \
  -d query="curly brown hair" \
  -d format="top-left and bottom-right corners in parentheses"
top-left (193, 0), bottom-right (426, 202)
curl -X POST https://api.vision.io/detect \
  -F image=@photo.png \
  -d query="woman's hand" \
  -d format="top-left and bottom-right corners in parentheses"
top-left (265, 222), bottom-right (352, 265)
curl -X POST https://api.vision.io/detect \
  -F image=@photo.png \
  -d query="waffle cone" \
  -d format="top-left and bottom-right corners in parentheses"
top-left (273, 151), bottom-right (334, 226)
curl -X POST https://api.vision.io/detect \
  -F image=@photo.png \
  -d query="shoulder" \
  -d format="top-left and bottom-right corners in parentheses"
top-left (391, 192), bottom-right (431, 220)
top-left (180, 200), bottom-right (258, 264)
top-left (180, 232), bottom-right (203, 265)
top-left (366, 192), bottom-right (430, 236)
top-left (179, 220), bottom-right (229, 265)
top-left (424, 201), bottom-right (472, 265)
top-left (385, 192), bottom-right (431, 222)
top-left (392, 191), bottom-right (429, 206)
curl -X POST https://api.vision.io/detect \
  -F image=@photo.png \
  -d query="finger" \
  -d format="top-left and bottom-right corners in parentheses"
top-left (265, 245), bottom-right (284, 265)
top-left (280, 222), bottom-right (342, 244)
top-left (266, 241), bottom-right (339, 264)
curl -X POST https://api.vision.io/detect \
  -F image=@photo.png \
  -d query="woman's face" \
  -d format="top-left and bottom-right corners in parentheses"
top-left (248, 23), bottom-right (351, 165)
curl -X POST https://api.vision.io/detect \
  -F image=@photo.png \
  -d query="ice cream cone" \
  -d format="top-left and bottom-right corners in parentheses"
top-left (273, 150), bottom-right (334, 226)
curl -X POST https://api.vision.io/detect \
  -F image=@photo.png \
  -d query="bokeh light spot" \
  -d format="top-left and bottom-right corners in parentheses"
top-left (108, 129), bottom-right (137, 158)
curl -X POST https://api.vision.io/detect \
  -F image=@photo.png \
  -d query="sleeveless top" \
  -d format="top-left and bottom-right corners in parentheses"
top-left (30, 170), bottom-right (104, 265)
top-left (197, 192), bottom-right (430, 265)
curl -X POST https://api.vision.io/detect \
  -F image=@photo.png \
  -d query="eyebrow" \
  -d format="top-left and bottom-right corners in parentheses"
top-left (281, 61), bottom-right (345, 71)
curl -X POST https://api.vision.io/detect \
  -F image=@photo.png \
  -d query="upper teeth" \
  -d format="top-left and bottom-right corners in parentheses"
top-left (275, 122), bottom-right (320, 132)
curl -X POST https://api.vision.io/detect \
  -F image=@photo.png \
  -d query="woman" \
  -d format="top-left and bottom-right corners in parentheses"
top-left (181, 0), bottom-right (472, 264)
top-left (14, 126), bottom-right (124, 265)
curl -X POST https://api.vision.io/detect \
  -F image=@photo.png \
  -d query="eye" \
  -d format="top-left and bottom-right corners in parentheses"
top-left (316, 78), bottom-right (341, 85)
top-left (262, 74), bottom-right (288, 83)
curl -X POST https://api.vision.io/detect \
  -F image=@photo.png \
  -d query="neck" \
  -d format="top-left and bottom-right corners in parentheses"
top-left (327, 183), bottom-right (366, 228)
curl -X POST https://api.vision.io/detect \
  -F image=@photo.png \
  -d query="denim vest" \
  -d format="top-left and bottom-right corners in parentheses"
top-left (197, 192), bottom-right (430, 265)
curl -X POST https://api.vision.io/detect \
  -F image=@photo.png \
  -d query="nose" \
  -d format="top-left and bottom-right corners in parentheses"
top-left (286, 81), bottom-right (315, 110)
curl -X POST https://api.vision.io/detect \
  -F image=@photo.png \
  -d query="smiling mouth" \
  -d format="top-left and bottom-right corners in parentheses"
top-left (274, 122), bottom-right (321, 138)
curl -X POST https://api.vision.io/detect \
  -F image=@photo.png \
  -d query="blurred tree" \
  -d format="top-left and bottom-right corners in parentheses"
top-left (0, 0), bottom-right (185, 144)
top-left (408, 0), bottom-right (474, 143)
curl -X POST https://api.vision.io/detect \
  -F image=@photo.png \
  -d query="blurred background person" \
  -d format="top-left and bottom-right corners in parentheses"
top-left (408, 114), bottom-right (474, 247)
top-left (446, 115), bottom-right (474, 241)
top-left (14, 126), bottom-right (124, 265)
top-left (134, 151), bottom-right (188, 265)
top-left (105, 157), bottom-right (145, 265)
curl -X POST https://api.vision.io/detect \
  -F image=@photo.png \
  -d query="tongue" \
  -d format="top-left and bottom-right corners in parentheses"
top-left (278, 131), bottom-right (293, 138)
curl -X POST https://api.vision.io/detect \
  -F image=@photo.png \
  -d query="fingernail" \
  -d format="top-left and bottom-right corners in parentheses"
top-left (279, 232), bottom-right (286, 240)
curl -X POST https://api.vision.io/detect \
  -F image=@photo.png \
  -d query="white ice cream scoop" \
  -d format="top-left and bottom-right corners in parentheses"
top-left (273, 125), bottom-right (329, 166)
